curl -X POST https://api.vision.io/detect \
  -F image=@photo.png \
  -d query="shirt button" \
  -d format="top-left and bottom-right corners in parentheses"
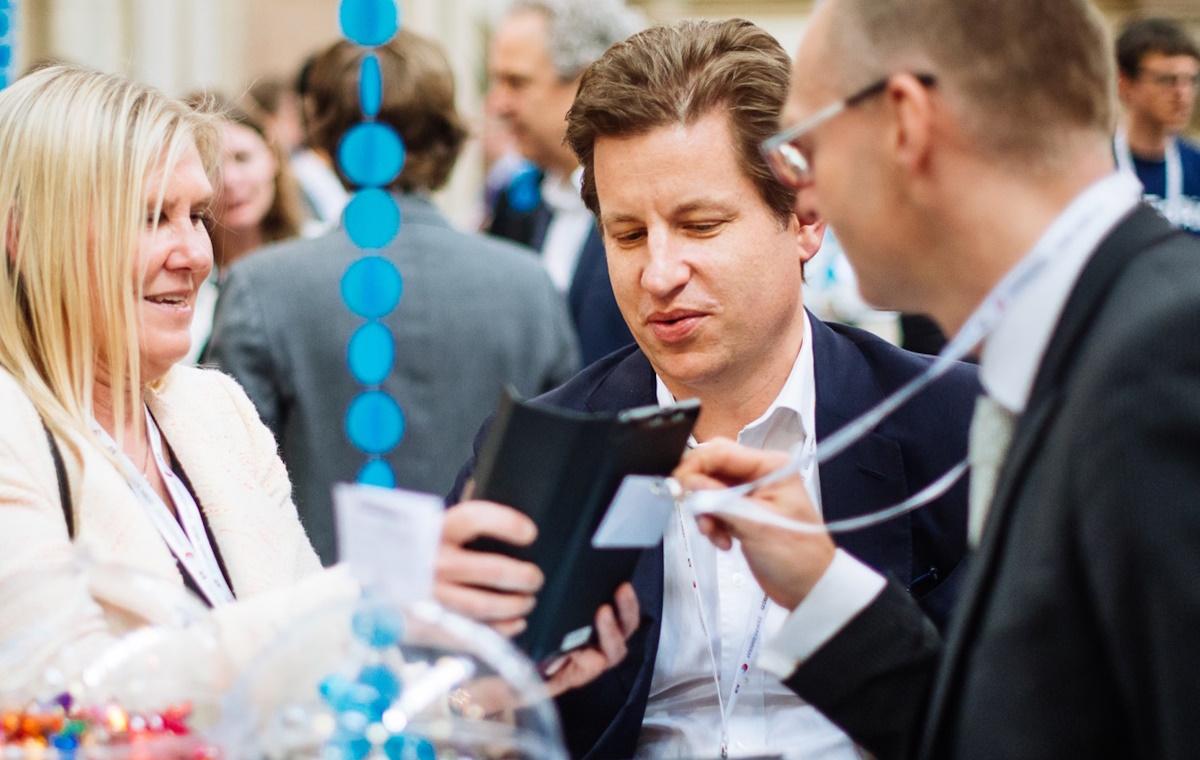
top-left (731, 572), bottom-right (747, 587)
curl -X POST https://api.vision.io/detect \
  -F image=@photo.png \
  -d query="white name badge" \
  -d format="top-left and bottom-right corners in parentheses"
top-left (334, 483), bottom-right (444, 605)
top-left (592, 475), bottom-right (676, 548)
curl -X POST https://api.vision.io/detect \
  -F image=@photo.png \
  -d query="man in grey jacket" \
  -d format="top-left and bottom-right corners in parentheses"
top-left (208, 31), bottom-right (579, 565)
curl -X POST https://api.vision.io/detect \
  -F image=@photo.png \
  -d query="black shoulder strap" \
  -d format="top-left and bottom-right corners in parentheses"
top-left (41, 419), bottom-right (74, 539)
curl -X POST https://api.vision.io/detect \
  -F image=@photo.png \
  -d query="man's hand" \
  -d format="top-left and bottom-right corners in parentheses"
top-left (435, 500), bottom-right (544, 637)
top-left (675, 438), bottom-right (837, 610)
top-left (540, 582), bottom-right (640, 698)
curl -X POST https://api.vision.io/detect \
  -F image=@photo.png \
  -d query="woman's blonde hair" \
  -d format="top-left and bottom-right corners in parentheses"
top-left (0, 64), bottom-right (220, 447)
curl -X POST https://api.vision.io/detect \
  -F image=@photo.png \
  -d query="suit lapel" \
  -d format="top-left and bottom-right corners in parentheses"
top-left (567, 225), bottom-right (605, 322)
top-left (587, 348), bottom-right (664, 643)
top-left (558, 350), bottom-right (665, 757)
top-left (920, 206), bottom-right (1184, 756)
top-left (810, 315), bottom-right (912, 578)
top-left (529, 201), bottom-right (553, 251)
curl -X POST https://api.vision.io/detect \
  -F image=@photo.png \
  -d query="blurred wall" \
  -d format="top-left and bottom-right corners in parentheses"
top-left (12, 0), bottom-right (1200, 226)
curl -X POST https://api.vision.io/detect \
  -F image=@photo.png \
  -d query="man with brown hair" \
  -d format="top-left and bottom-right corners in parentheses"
top-left (437, 18), bottom-right (978, 759)
top-left (1116, 17), bottom-right (1200, 233)
top-left (677, 0), bottom-right (1200, 758)
top-left (208, 31), bottom-right (579, 566)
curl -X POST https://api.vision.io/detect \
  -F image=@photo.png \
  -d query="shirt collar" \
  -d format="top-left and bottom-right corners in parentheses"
top-left (540, 166), bottom-right (586, 214)
top-left (980, 171), bottom-right (1141, 412)
top-left (656, 312), bottom-right (816, 450)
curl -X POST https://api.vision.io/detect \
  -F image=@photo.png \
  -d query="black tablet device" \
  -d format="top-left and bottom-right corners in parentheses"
top-left (468, 389), bottom-right (700, 663)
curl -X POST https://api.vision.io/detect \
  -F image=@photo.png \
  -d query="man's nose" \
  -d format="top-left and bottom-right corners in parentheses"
top-left (641, 229), bottom-right (690, 296)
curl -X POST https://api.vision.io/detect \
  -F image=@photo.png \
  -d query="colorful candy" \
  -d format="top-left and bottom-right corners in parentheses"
top-left (0, 697), bottom-right (197, 755)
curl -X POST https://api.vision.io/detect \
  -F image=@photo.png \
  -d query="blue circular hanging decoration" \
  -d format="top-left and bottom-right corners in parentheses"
top-left (357, 458), bottom-right (398, 488)
top-left (345, 390), bottom-right (405, 454)
top-left (341, 255), bottom-right (402, 319)
top-left (338, 121), bottom-right (405, 189)
top-left (360, 54), bottom-right (383, 119)
top-left (344, 189), bottom-right (401, 250)
top-left (347, 321), bottom-right (396, 386)
top-left (339, 0), bottom-right (400, 47)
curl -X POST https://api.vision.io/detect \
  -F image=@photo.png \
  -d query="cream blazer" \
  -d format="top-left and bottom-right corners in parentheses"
top-left (0, 364), bottom-right (358, 688)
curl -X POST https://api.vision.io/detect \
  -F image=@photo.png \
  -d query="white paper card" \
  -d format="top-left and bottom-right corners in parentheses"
top-left (592, 475), bottom-right (676, 548)
top-left (334, 483), bottom-right (444, 605)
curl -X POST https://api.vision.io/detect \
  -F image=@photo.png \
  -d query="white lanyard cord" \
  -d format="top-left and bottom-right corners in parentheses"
top-left (679, 175), bottom-right (1140, 531)
top-left (677, 508), bottom-right (775, 760)
top-left (1115, 129), bottom-right (1183, 221)
top-left (90, 407), bottom-right (234, 607)
top-left (678, 435), bottom-right (816, 757)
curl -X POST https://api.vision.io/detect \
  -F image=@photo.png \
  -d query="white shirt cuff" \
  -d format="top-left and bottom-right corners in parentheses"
top-left (758, 548), bottom-right (886, 679)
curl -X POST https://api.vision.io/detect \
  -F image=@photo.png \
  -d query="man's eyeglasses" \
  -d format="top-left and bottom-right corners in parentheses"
top-left (760, 73), bottom-right (937, 189)
top-left (1139, 69), bottom-right (1200, 89)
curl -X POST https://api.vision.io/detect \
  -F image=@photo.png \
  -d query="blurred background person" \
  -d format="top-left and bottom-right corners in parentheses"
top-left (207, 31), bottom-right (580, 566)
top-left (1116, 16), bottom-right (1200, 234)
top-left (486, 0), bottom-right (641, 365)
top-left (291, 53), bottom-right (351, 230)
top-left (183, 91), bottom-right (309, 363)
top-left (246, 75), bottom-right (305, 157)
top-left (479, 100), bottom-right (535, 229)
top-left (0, 64), bottom-right (356, 686)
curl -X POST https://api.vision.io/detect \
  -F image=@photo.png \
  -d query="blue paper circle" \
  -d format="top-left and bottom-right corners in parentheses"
top-left (346, 390), bottom-right (405, 454)
top-left (338, 122), bottom-right (405, 189)
top-left (0, 13), bottom-right (10, 37)
top-left (508, 165), bottom-right (542, 213)
top-left (356, 459), bottom-right (397, 488)
top-left (339, 0), bottom-right (400, 47)
top-left (0, 47), bottom-right (10, 69)
top-left (347, 322), bottom-right (395, 385)
top-left (351, 605), bottom-right (404, 648)
top-left (341, 255), bottom-right (402, 319)
top-left (344, 189), bottom-right (401, 250)
top-left (360, 54), bottom-right (383, 119)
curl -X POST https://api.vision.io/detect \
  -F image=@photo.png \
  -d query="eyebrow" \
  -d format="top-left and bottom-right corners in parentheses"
top-left (601, 200), bottom-right (739, 229)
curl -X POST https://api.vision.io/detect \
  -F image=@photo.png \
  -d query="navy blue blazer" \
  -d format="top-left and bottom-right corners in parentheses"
top-left (488, 183), bottom-right (634, 366)
top-left (449, 315), bottom-right (978, 759)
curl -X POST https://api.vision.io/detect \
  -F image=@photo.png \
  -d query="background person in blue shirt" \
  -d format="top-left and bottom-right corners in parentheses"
top-left (1116, 17), bottom-right (1200, 233)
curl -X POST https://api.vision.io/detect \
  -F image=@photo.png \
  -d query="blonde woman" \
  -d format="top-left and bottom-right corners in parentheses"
top-left (0, 65), bottom-right (355, 687)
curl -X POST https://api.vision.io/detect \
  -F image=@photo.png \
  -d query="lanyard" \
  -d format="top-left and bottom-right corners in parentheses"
top-left (1115, 129), bottom-right (1184, 224)
top-left (677, 434), bottom-right (817, 758)
top-left (682, 173), bottom-right (1141, 530)
top-left (90, 407), bottom-right (234, 607)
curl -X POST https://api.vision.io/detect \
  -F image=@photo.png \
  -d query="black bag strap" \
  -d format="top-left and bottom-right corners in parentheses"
top-left (41, 419), bottom-right (74, 540)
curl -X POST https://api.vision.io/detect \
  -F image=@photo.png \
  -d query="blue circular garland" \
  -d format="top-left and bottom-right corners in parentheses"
top-left (0, 0), bottom-right (15, 90)
top-left (338, 0), bottom-right (405, 488)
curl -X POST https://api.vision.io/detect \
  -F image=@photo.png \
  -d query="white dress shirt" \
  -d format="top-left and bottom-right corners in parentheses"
top-left (636, 314), bottom-right (868, 759)
top-left (291, 148), bottom-right (350, 226)
top-left (539, 167), bottom-right (593, 293)
top-left (757, 171), bottom-right (1143, 680)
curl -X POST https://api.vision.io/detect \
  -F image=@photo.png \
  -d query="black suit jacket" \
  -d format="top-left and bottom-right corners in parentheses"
top-left (787, 206), bottom-right (1200, 760)
top-left (449, 315), bottom-right (979, 759)
top-left (489, 182), bottom-right (634, 366)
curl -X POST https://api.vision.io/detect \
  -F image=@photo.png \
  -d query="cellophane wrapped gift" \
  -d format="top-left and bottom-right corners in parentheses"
top-left (0, 554), bottom-right (231, 759)
top-left (214, 595), bottom-right (567, 760)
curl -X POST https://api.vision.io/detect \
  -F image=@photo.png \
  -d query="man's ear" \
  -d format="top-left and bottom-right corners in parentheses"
top-left (888, 73), bottom-right (936, 177)
top-left (1117, 71), bottom-right (1134, 104)
top-left (796, 214), bottom-right (827, 264)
